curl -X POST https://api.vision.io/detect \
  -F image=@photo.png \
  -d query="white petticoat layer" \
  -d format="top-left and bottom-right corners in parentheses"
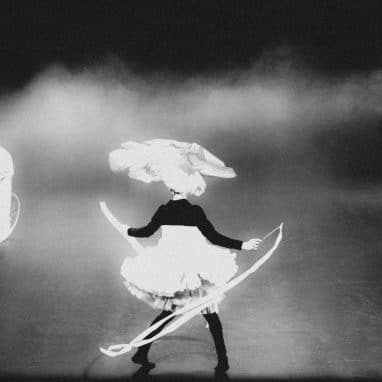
top-left (121, 226), bottom-right (238, 312)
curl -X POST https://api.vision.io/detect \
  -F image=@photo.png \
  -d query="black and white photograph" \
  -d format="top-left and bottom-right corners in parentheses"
top-left (0, 1), bottom-right (382, 381)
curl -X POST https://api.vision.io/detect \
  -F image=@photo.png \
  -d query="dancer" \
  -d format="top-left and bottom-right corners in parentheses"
top-left (108, 139), bottom-right (262, 373)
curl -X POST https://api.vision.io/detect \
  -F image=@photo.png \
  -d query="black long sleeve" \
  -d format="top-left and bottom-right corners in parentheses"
top-left (127, 206), bottom-right (164, 237)
top-left (127, 199), bottom-right (243, 250)
top-left (195, 207), bottom-right (243, 250)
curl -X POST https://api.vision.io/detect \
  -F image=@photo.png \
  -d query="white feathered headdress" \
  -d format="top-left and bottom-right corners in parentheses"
top-left (109, 139), bottom-right (236, 196)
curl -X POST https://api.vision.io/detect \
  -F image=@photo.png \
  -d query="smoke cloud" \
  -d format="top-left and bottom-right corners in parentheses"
top-left (1, 52), bottom-right (381, 192)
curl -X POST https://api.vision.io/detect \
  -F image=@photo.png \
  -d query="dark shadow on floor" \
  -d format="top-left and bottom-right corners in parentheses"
top-left (82, 336), bottom-right (215, 378)
top-left (1, 375), bottom-right (381, 382)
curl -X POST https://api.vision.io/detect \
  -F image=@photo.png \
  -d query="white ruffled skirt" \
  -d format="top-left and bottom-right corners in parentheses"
top-left (121, 226), bottom-right (238, 313)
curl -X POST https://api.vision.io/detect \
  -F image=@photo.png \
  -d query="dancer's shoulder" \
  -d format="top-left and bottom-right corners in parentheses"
top-left (153, 204), bottom-right (167, 215)
top-left (189, 203), bottom-right (207, 216)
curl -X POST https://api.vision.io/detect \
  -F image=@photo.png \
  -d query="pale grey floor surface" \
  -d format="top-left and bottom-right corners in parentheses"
top-left (0, 184), bottom-right (381, 379)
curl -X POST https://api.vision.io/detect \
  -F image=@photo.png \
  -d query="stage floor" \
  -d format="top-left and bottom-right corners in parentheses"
top-left (1, 184), bottom-right (381, 380)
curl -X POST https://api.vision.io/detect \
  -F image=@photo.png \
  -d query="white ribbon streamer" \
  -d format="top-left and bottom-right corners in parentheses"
top-left (99, 201), bottom-right (283, 357)
top-left (99, 201), bottom-right (143, 254)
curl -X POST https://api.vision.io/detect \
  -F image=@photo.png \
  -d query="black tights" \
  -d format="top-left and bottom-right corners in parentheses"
top-left (135, 310), bottom-right (227, 363)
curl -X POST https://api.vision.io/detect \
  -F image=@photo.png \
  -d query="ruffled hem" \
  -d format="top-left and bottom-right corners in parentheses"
top-left (120, 250), bottom-right (238, 295)
top-left (124, 280), bottom-right (223, 313)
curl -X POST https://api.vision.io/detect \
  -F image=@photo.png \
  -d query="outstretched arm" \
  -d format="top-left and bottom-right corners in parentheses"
top-left (196, 207), bottom-right (243, 250)
top-left (127, 206), bottom-right (164, 237)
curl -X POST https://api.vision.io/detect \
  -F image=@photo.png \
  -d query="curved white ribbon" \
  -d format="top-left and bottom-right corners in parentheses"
top-left (99, 201), bottom-right (283, 357)
top-left (99, 202), bottom-right (143, 254)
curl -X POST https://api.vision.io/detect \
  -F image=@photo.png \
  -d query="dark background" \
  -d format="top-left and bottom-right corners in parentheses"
top-left (1, 1), bottom-right (382, 84)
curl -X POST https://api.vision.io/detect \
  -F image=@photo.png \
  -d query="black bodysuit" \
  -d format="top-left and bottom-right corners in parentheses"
top-left (127, 199), bottom-right (242, 250)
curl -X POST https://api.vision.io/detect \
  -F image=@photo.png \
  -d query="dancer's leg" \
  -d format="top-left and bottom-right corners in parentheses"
top-left (203, 312), bottom-right (229, 372)
top-left (132, 310), bottom-right (174, 366)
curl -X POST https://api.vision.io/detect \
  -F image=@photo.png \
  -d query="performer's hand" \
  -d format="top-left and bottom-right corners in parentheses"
top-left (117, 223), bottom-right (129, 234)
top-left (242, 238), bottom-right (262, 251)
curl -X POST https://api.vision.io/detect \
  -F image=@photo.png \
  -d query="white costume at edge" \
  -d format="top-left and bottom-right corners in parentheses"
top-left (0, 146), bottom-right (14, 243)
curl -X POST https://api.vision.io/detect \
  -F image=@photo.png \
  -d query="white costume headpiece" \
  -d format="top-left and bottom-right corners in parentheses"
top-left (108, 139), bottom-right (236, 196)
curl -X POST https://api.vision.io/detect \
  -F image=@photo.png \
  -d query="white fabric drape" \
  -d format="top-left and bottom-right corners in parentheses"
top-left (0, 147), bottom-right (14, 242)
